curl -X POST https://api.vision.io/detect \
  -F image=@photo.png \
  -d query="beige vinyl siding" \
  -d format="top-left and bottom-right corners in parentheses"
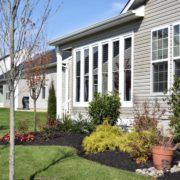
top-left (60, 0), bottom-right (180, 120)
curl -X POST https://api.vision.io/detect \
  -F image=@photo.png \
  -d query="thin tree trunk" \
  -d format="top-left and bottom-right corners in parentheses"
top-left (9, 89), bottom-right (15, 180)
top-left (34, 100), bottom-right (37, 132)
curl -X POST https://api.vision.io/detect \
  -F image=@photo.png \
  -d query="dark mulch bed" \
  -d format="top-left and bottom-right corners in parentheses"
top-left (1, 132), bottom-right (180, 179)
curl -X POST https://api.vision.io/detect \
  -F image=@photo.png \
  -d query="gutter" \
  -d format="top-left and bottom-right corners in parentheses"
top-left (49, 10), bottom-right (143, 46)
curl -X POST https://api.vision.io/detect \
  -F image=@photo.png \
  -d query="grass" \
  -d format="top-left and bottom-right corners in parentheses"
top-left (0, 146), bottom-right (151, 180)
top-left (0, 108), bottom-right (47, 136)
top-left (0, 108), bottom-right (151, 180)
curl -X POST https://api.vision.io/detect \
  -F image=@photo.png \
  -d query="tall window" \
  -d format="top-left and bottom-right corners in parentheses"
top-left (152, 27), bottom-right (169, 92)
top-left (124, 38), bottom-right (132, 101)
top-left (76, 51), bottom-right (81, 102)
top-left (93, 46), bottom-right (98, 95)
top-left (173, 24), bottom-right (180, 78)
top-left (113, 41), bottom-right (119, 92)
top-left (102, 44), bottom-right (108, 93)
top-left (42, 86), bottom-right (46, 99)
top-left (84, 49), bottom-right (89, 101)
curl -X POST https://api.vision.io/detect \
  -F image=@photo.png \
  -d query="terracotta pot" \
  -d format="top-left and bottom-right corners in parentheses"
top-left (152, 145), bottom-right (174, 170)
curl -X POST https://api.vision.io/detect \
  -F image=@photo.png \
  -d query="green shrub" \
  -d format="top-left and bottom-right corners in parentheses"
top-left (58, 114), bottom-right (74, 132)
top-left (47, 81), bottom-right (56, 120)
top-left (83, 121), bottom-right (123, 154)
top-left (17, 119), bottom-right (29, 133)
top-left (88, 93), bottom-right (121, 125)
top-left (164, 76), bottom-right (180, 141)
top-left (71, 114), bottom-right (94, 134)
top-left (118, 131), bottom-right (158, 163)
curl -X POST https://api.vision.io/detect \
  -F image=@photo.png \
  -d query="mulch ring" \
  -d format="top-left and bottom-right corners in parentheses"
top-left (1, 132), bottom-right (180, 180)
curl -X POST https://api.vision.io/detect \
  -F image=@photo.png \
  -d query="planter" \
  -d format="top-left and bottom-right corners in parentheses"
top-left (152, 145), bottom-right (174, 170)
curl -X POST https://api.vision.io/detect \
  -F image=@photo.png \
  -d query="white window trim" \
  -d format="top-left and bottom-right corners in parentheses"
top-left (172, 22), bottom-right (180, 82)
top-left (73, 32), bottom-right (134, 108)
top-left (150, 25), bottom-right (171, 95)
top-left (120, 33), bottom-right (134, 107)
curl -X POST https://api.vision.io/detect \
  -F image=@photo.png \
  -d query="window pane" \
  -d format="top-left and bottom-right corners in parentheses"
top-left (84, 49), bottom-right (89, 75)
top-left (76, 51), bottom-right (81, 102)
top-left (113, 41), bottom-right (119, 92)
top-left (153, 62), bottom-right (168, 92)
top-left (102, 44), bottom-right (108, 93)
top-left (84, 76), bottom-right (89, 102)
top-left (153, 31), bottom-right (157, 40)
top-left (124, 37), bottom-right (132, 101)
top-left (174, 25), bottom-right (180, 35)
top-left (42, 87), bottom-right (46, 99)
top-left (174, 47), bottom-right (180, 57)
top-left (84, 49), bottom-right (89, 102)
top-left (102, 73), bottom-right (108, 93)
top-left (102, 44), bottom-right (108, 63)
top-left (93, 47), bottom-right (98, 96)
top-left (93, 75), bottom-right (98, 95)
top-left (76, 51), bottom-right (81, 76)
top-left (113, 41), bottom-right (119, 57)
top-left (152, 28), bottom-right (168, 60)
top-left (174, 36), bottom-right (180, 46)
top-left (76, 77), bottom-right (80, 102)
top-left (175, 60), bottom-right (180, 77)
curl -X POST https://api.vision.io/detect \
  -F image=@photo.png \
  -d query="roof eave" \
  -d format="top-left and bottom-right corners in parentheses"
top-left (49, 11), bottom-right (143, 46)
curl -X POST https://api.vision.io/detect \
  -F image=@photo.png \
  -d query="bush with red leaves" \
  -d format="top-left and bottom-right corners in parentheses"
top-left (0, 131), bottom-right (35, 143)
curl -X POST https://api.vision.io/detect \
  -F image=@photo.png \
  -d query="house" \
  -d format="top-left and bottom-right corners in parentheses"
top-left (0, 49), bottom-right (60, 111)
top-left (49, 0), bottom-right (180, 126)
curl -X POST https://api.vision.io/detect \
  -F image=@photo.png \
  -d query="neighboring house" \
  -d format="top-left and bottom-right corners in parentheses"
top-left (0, 49), bottom-right (62, 111)
top-left (49, 0), bottom-right (180, 127)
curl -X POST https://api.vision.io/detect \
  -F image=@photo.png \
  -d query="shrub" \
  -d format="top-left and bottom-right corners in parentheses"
top-left (118, 131), bottom-right (158, 164)
top-left (133, 99), bottom-right (165, 132)
top-left (17, 119), bottom-right (29, 133)
top-left (71, 114), bottom-right (94, 134)
top-left (88, 93), bottom-right (121, 125)
top-left (164, 77), bottom-right (180, 141)
top-left (83, 120), bottom-right (123, 154)
top-left (58, 114), bottom-right (74, 132)
top-left (47, 81), bottom-right (56, 120)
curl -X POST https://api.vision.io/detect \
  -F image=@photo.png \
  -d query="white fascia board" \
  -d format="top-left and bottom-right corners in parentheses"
top-left (132, 5), bottom-right (145, 17)
top-left (121, 0), bottom-right (134, 14)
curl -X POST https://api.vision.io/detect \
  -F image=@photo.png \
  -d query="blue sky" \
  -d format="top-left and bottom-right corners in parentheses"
top-left (47, 0), bottom-right (128, 41)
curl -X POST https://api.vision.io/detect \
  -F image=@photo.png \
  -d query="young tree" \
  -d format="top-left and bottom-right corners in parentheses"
top-left (24, 50), bottom-right (51, 132)
top-left (0, 1), bottom-right (59, 179)
top-left (47, 80), bottom-right (56, 120)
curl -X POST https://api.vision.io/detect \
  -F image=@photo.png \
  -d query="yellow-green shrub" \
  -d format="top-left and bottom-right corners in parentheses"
top-left (118, 131), bottom-right (158, 163)
top-left (83, 121), bottom-right (123, 154)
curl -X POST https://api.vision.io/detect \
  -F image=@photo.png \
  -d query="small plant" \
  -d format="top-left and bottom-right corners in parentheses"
top-left (118, 131), bottom-right (158, 164)
top-left (83, 120), bottom-right (123, 154)
top-left (58, 113), bottom-right (74, 132)
top-left (71, 113), bottom-right (94, 134)
top-left (88, 93), bottom-right (121, 125)
top-left (0, 131), bottom-right (35, 143)
top-left (133, 99), bottom-right (166, 132)
top-left (17, 119), bottom-right (29, 133)
top-left (47, 81), bottom-right (56, 120)
top-left (164, 76), bottom-right (180, 141)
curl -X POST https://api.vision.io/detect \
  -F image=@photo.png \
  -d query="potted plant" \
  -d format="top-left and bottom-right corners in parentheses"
top-left (152, 129), bottom-right (179, 170)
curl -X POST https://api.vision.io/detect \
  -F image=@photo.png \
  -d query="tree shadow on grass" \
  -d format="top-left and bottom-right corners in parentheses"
top-left (29, 150), bottom-right (75, 180)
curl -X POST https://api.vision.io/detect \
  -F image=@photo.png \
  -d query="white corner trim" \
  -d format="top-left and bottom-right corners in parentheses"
top-left (132, 5), bottom-right (145, 17)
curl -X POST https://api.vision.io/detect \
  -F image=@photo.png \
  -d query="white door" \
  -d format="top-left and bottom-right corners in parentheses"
top-left (0, 85), bottom-right (3, 107)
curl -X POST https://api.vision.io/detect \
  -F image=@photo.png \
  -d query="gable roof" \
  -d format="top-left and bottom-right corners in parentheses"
top-left (121, 0), bottom-right (147, 14)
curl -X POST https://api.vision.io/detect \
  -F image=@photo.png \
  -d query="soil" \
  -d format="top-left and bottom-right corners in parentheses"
top-left (1, 132), bottom-right (180, 180)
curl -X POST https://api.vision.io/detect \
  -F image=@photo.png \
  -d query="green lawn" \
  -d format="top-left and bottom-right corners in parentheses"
top-left (0, 108), bottom-right (47, 136)
top-left (0, 146), bottom-right (151, 180)
top-left (0, 108), bottom-right (151, 180)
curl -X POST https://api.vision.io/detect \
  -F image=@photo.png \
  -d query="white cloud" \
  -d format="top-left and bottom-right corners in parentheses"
top-left (112, 2), bottom-right (126, 12)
